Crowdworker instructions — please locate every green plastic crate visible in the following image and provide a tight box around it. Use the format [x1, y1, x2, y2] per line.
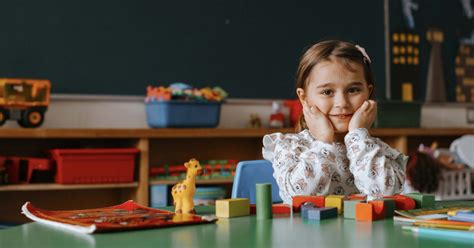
[373, 101, 421, 128]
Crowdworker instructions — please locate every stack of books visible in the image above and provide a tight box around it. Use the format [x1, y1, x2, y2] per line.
[394, 206, 474, 242]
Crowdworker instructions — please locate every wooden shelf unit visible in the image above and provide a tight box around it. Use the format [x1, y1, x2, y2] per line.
[149, 179, 233, 186]
[0, 127, 473, 223]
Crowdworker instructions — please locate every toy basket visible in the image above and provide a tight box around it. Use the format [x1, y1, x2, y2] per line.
[435, 169, 474, 200]
[50, 148, 139, 184]
[146, 101, 221, 128]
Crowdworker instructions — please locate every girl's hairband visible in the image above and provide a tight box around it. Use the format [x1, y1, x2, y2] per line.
[355, 45, 372, 64]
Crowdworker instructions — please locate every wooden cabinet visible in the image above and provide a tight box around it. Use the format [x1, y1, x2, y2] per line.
[1, 128, 473, 224]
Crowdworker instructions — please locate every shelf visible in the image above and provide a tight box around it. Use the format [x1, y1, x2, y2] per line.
[150, 178, 233, 185]
[0, 128, 471, 138]
[0, 182, 138, 191]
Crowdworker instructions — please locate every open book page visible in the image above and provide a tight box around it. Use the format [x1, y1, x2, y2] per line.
[22, 200, 217, 234]
[395, 206, 474, 218]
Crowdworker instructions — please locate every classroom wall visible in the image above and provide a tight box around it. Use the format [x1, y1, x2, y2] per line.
[2, 95, 473, 129]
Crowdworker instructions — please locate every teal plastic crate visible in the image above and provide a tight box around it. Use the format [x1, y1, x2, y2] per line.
[146, 101, 221, 128]
[373, 101, 421, 128]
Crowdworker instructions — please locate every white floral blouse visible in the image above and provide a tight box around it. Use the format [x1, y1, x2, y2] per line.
[262, 128, 408, 204]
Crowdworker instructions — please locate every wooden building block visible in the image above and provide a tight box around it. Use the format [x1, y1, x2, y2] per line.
[307, 207, 337, 220]
[355, 203, 377, 221]
[347, 194, 367, 201]
[249, 203, 291, 215]
[301, 202, 316, 219]
[272, 203, 291, 214]
[250, 204, 256, 215]
[404, 193, 435, 208]
[343, 200, 363, 219]
[369, 200, 386, 220]
[215, 198, 250, 218]
[292, 195, 325, 212]
[384, 195, 416, 210]
[381, 199, 395, 217]
[325, 195, 345, 214]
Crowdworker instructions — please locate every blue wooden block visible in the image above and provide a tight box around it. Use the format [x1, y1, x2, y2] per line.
[307, 207, 337, 220]
[301, 202, 315, 219]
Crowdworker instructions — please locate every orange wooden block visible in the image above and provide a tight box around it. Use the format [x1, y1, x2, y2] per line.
[384, 195, 416, 210]
[292, 195, 325, 212]
[272, 204, 291, 214]
[355, 203, 382, 221]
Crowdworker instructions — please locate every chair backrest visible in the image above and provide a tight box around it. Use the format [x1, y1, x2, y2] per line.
[231, 160, 282, 204]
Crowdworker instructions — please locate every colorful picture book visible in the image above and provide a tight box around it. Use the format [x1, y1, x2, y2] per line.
[394, 205, 474, 236]
[22, 200, 217, 234]
[395, 205, 474, 219]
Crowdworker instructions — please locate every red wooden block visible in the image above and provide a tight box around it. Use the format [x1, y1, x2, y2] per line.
[249, 203, 291, 214]
[250, 204, 256, 215]
[369, 200, 385, 219]
[384, 195, 416, 210]
[347, 194, 367, 201]
[292, 195, 325, 212]
[272, 204, 291, 214]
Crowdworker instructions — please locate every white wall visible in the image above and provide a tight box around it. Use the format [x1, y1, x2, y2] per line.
[3, 94, 473, 129]
[3, 94, 287, 129]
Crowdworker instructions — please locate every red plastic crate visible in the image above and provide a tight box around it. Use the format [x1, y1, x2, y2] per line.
[50, 148, 139, 184]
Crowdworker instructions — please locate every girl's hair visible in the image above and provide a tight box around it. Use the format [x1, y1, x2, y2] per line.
[295, 40, 375, 132]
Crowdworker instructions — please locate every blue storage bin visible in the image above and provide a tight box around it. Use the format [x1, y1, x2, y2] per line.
[146, 101, 221, 128]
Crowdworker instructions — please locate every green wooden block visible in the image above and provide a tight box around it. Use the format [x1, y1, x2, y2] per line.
[343, 200, 363, 219]
[381, 199, 395, 217]
[405, 193, 435, 208]
[256, 183, 272, 219]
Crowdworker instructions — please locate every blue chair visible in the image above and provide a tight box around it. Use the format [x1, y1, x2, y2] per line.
[231, 160, 282, 204]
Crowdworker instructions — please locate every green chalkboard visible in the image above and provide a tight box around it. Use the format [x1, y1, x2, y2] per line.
[0, 1, 386, 99]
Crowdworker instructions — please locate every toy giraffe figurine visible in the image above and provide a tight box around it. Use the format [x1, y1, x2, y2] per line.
[172, 158, 202, 214]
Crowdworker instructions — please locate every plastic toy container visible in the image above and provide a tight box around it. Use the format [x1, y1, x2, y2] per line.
[50, 148, 139, 184]
[373, 101, 421, 128]
[146, 101, 221, 128]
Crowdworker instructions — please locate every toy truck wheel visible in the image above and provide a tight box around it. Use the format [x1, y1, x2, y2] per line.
[18, 110, 44, 128]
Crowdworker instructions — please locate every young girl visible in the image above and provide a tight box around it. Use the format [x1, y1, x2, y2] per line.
[262, 40, 408, 203]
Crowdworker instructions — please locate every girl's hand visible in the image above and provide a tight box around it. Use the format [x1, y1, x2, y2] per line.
[302, 101, 334, 143]
[348, 100, 377, 131]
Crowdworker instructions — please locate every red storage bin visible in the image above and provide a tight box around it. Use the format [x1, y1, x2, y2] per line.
[50, 148, 139, 184]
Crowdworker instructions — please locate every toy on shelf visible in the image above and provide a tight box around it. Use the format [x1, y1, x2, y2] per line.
[269, 101, 285, 128]
[0, 78, 51, 128]
[145, 83, 228, 128]
[248, 114, 262, 128]
[1, 156, 55, 184]
[150, 159, 238, 181]
[171, 158, 202, 214]
[283, 100, 302, 128]
[146, 83, 228, 103]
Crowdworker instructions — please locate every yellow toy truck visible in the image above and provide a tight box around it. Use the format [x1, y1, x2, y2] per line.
[0, 78, 51, 128]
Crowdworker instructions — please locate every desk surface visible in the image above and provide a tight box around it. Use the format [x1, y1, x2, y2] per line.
[1, 202, 473, 248]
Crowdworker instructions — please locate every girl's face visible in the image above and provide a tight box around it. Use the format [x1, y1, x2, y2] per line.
[297, 59, 373, 133]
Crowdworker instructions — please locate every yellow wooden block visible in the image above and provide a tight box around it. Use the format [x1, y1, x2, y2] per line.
[215, 198, 250, 218]
[325, 195, 345, 214]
